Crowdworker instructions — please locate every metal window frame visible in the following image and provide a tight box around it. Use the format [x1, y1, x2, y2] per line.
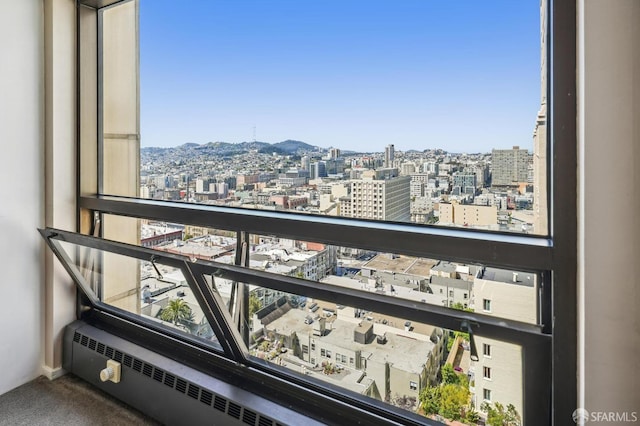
[73, 0, 577, 424]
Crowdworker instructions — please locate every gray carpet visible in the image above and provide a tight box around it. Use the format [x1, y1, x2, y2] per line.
[0, 375, 162, 426]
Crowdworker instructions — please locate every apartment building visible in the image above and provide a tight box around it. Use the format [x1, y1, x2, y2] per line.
[471, 268, 537, 417]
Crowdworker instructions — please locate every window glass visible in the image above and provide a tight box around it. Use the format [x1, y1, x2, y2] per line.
[213, 276, 526, 423]
[56, 240, 223, 351]
[245, 234, 539, 325]
[116, 0, 549, 235]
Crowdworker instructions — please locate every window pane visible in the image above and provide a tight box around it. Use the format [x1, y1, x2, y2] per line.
[56, 240, 223, 351]
[101, 214, 238, 262]
[246, 290, 447, 416]
[97, 0, 549, 235]
[211, 275, 527, 423]
[245, 235, 539, 325]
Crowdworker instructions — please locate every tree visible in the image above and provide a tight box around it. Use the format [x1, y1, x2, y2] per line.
[439, 383, 470, 421]
[481, 402, 522, 426]
[419, 386, 441, 415]
[441, 364, 459, 385]
[160, 298, 193, 326]
[249, 294, 262, 317]
[420, 366, 470, 421]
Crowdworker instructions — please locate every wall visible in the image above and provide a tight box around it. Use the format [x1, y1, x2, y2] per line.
[579, 0, 640, 417]
[0, 0, 44, 395]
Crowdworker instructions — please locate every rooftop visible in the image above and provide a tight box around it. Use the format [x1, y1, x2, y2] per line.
[478, 267, 535, 287]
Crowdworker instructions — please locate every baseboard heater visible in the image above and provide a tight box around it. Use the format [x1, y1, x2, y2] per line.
[64, 320, 322, 426]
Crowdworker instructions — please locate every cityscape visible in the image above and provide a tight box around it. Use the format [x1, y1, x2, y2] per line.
[132, 136, 544, 425]
[139, 141, 545, 235]
[130, 1, 547, 424]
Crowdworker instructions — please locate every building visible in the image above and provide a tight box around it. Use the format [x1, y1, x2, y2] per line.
[471, 267, 537, 417]
[310, 161, 327, 179]
[453, 172, 477, 194]
[491, 146, 531, 187]
[342, 171, 410, 222]
[438, 202, 497, 227]
[261, 305, 446, 406]
[140, 222, 184, 247]
[384, 144, 395, 168]
[533, 0, 548, 235]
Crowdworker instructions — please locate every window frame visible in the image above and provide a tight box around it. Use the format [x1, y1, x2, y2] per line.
[74, 0, 577, 424]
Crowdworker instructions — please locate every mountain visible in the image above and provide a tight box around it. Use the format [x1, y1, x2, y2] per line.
[271, 140, 317, 154]
[142, 140, 322, 156]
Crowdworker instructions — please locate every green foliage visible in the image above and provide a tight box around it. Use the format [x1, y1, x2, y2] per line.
[160, 298, 193, 325]
[183, 233, 193, 241]
[249, 294, 262, 317]
[439, 383, 470, 420]
[419, 386, 441, 415]
[481, 402, 522, 426]
[420, 365, 471, 421]
[465, 410, 481, 424]
[441, 364, 459, 385]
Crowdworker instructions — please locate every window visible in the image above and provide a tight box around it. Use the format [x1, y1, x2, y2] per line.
[484, 367, 492, 380]
[484, 388, 492, 402]
[463, 293, 468, 300]
[483, 344, 492, 358]
[311, 342, 315, 351]
[70, 0, 577, 424]
[302, 345, 308, 354]
[409, 381, 418, 391]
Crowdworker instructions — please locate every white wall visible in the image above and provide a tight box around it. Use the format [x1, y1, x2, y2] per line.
[0, 0, 44, 395]
[579, 0, 640, 416]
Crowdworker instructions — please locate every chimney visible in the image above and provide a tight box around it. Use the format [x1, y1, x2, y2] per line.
[512, 272, 518, 282]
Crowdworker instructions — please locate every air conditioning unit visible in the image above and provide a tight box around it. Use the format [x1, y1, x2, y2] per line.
[63, 321, 321, 426]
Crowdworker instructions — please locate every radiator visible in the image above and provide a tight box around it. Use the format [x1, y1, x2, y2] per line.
[63, 321, 322, 426]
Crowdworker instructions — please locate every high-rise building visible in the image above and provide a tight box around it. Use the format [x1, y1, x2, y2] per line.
[310, 161, 327, 179]
[533, 0, 548, 234]
[453, 173, 477, 194]
[195, 178, 210, 193]
[343, 171, 410, 222]
[491, 146, 531, 187]
[384, 144, 395, 168]
[400, 162, 416, 176]
[301, 155, 310, 171]
[423, 161, 439, 175]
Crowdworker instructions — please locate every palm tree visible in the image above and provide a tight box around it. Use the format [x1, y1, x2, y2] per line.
[160, 298, 193, 326]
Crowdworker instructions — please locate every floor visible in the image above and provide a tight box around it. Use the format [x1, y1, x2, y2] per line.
[0, 374, 161, 426]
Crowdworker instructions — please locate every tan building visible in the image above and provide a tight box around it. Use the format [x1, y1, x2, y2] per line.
[533, 0, 548, 235]
[472, 267, 537, 417]
[438, 202, 497, 227]
[343, 171, 410, 222]
[263, 309, 445, 407]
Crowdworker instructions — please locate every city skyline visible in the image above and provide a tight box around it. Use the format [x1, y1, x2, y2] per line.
[140, 0, 541, 152]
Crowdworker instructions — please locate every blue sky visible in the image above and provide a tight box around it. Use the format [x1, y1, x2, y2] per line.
[140, 0, 541, 153]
